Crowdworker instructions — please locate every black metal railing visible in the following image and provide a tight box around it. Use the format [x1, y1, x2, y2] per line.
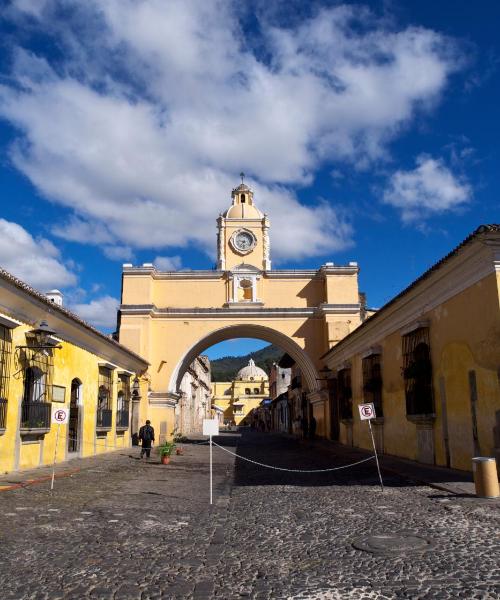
[116, 409, 129, 429]
[96, 408, 112, 429]
[20, 402, 51, 429]
[0, 398, 7, 429]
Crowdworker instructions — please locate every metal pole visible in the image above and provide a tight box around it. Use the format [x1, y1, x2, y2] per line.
[50, 423, 60, 491]
[368, 419, 384, 492]
[209, 434, 213, 505]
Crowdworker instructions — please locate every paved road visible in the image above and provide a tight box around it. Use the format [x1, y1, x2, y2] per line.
[0, 432, 498, 599]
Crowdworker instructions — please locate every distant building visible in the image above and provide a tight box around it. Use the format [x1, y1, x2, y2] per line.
[211, 359, 270, 425]
[177, 355, 211, 436]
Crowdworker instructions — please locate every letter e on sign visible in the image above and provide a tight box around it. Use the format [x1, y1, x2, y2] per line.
[358, 403, 376, 421]
[52, 407, 69, 425]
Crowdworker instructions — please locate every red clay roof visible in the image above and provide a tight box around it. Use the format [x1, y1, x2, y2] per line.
[321, 224, 500, 360]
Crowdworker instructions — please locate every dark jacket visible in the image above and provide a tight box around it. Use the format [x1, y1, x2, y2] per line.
[139, 425, 155, 446]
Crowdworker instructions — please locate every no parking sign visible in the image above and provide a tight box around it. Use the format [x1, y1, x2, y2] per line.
[358, 403, 376, 420]
[52, 406, 69, 425]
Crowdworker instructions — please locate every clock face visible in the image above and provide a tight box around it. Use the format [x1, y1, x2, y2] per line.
[234, 231, 255, 252]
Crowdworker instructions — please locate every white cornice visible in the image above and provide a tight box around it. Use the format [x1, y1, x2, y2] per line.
[120, 304, 362, 319]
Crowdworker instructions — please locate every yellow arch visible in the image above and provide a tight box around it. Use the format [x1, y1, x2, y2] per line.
[170, 324, 321, 393]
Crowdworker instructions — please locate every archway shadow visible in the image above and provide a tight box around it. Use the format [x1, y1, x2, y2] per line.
[218, 430, 415, 489]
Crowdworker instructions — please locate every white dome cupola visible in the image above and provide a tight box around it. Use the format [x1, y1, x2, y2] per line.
[236, 358, 268, 381]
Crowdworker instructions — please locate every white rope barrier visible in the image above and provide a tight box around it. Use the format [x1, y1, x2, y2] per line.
[67, 436, 373, 473]
[211, 440, 375, 473]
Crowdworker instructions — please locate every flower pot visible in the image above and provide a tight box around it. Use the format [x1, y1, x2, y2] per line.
[176, 448, 184, 455]
[161, 455, 170, 465]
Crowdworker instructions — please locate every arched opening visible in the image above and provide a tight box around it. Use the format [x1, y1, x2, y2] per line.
[68, 378, 82, 453]
[169, 324, 321, 436]
[170, 324, 320, 395]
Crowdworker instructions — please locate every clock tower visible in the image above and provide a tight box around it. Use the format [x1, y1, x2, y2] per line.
[217, 180, 271, 272]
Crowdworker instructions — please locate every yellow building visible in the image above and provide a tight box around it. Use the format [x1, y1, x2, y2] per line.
[0, 267, 148, 473]
[322, 225, 500, 472]
[211, 359, 270, 425]
[119, 181, 368, 439]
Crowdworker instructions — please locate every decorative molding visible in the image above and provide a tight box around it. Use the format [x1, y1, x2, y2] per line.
[148, 391, 179, 408]
[224, 302, 264, 309]
[318, 303, 361, 315]
[361, 345, 382, 359]
[123, 268, 224, 280]
[98, 362, 118, 370]
[400, 320, 430, 336]
[121, 303, 363, 320]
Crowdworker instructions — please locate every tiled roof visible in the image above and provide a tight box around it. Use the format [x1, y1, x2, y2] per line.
[321, 224, 500, 360]
[0, 266, 148, 366]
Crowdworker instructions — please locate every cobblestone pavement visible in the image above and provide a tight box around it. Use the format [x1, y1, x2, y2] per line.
[0, 432, 499, 599]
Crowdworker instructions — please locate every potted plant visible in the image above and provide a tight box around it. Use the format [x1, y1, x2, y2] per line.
[158, 441, 175, 465]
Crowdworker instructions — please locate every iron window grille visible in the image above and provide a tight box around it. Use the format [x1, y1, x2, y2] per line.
[402, 327, 434, 416]
[362, 354, 383, 417]
[0, 325, 12, 430]
[19, 346, 53, 429]
[97, 367, 113, 429]
[338, 368, 353, 420]
[116, 374, 130, 429]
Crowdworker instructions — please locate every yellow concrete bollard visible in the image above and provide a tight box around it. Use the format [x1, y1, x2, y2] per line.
[472, 457, 500, 498]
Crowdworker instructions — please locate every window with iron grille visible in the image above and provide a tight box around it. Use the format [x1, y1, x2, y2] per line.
[97, 367, 113, 429]
[20, 347, 53, 429]
[338, 368, 352, 420]
[362, 354, 383, 417]
[116, 374, 130, 429]
[0, 325, 12, 429]
[402, 328, 434, 415]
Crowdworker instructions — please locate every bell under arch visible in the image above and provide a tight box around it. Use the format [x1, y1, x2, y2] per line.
[170, 324, 321, 394]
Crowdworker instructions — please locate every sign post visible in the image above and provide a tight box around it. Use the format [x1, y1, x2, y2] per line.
[51, 407, 69, 491]
[203, 419, 219, 505]
[358, 403, 384, 492]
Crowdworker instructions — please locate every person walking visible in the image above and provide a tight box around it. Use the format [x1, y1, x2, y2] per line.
[139, 420, 155, 459]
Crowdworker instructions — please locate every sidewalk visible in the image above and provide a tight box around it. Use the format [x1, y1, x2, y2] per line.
[0, 447, 136, 491]
[307, 437, 481, 497]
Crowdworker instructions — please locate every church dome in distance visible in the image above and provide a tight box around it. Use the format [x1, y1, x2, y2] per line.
[236, 359, 268, 380]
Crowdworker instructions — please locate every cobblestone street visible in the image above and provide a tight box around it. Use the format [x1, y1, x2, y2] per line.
[1, 432, 499, 599]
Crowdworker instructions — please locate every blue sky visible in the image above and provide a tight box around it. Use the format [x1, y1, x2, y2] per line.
[0, 1, 499, 357]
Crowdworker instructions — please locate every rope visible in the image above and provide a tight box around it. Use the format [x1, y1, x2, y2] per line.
[211, 440, 375, 473]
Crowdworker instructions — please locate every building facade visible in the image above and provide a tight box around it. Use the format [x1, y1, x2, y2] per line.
[211, 359, 270, 425]
[322, 225, 500, 472]
[176, 355, 211, 436]
[0, 268, 148, 473]
[119, 182, 367, 440]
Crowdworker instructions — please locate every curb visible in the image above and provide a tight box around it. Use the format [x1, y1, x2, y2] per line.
[0, 468, 81, 492]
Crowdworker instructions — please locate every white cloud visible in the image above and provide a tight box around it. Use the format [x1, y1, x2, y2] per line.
[0, 218, 77, 290]
[0, 2, 463, 261]
[102, 245, 134, 261]
[153, 255, 182, 271]
[70, 295, 119, 329]
[383, 155, 472, 223]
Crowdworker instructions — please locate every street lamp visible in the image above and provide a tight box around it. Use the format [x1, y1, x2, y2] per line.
[132, 376, 140, 394]
[19, 320, 62, 350]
